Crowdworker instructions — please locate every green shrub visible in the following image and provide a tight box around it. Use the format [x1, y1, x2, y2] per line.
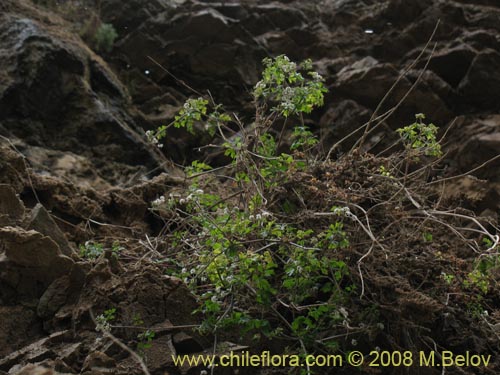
[94, 23, 118, 53]
[140, 54, 500, 369]
[147, 56, 354, 355]
[396, 113, 442, 157]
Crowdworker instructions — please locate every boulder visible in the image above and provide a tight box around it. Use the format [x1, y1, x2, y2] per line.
[427, 44, 476, 87]
[0, 306, 40, 359]
[0, 6, 177, 186]
[0, 227, 74, 299]
[36, 276, 72, 320]
[0, 331, 71, 372]
[0, 147, 26, 194]
[172, 331, 204, 354]
[446, 115, 500, 182]
[28, 204, 72, 257]
[334, 57, 453, 128]
[81, 351, 115, 372]
[458, 50, 500, 110]
[320, 99, 372, 151]
[0, 184, 25, 226]
[10, 366, 57, 375]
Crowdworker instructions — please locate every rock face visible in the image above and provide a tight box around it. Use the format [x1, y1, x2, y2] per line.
[0, 227, 74, 298]
[0, 1, 178, 188]
[0, 184, 83, 359]
[2, 0, 498, 178]
[0, 184, 25, 226]
[94, 0, 500, 166]
[0, 0, 499, 374]
[0, 175, 201, 373]
[28, 204, 73, 256]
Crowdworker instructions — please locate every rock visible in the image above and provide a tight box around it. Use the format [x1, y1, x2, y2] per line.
[81, 352, 115, 372]
[0, 184, 25, 226]
[57, 342, 82, 366]
[334, 56, 390, 105]
[0, 147, 27, 193]
[172, 332, 204, 354]
[458, 50, 500, 109]
[320, 99, 372, 152]
[334, 57, 453, 128]
[414, 70, 458, 109]
[0, 4, 178, 186]
[462, 30, 500, 51]
[22, 147, 117, 191]
[383, 0, 432, 25]
[0, 331, 70, 372]
[100, 0, 176, 32]
[0, 227, 74, 298]
[11, 365, 56, 375]
[426, 44, 476, 87]
[135, 335, 175, 372]
[0, 306, 40, 359]
[28, 204, 72, 257]
[36, 276, 71, 320]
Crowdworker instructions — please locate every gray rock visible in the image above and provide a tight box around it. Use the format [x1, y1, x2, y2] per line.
[0, 306, 40, 359]
[0, 331, 69, 371]
[0, 7, 179, 186]
[8, 365, 57, 375]
[82, 351, 116, 372]
[427, 44, 476, 87]
[138, 335, 175, 372]
[172, 331, 204, 354]
[459, 50, 500, 109]
[446, 115, 500, 183]
[334, 58, 453, 128]
[0, 184, 25, 226]
[36, 276, 71, 319]
[0, 227, 74, 298]
[28, 204, 72, 257]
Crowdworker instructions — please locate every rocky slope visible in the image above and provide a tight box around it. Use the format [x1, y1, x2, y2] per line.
[0, 0, 499, 374]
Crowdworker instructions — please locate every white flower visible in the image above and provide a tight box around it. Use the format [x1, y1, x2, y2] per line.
[310, 71, 323, 81]
[332, 206, 351, 216]
[255, 81, 266, 90]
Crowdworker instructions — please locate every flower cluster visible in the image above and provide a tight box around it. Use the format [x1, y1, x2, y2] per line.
[248, 210, 273, 222]
[179, 189, 204, 205]
[331, 206, 351, 217]
[145, 130, 164, 148]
